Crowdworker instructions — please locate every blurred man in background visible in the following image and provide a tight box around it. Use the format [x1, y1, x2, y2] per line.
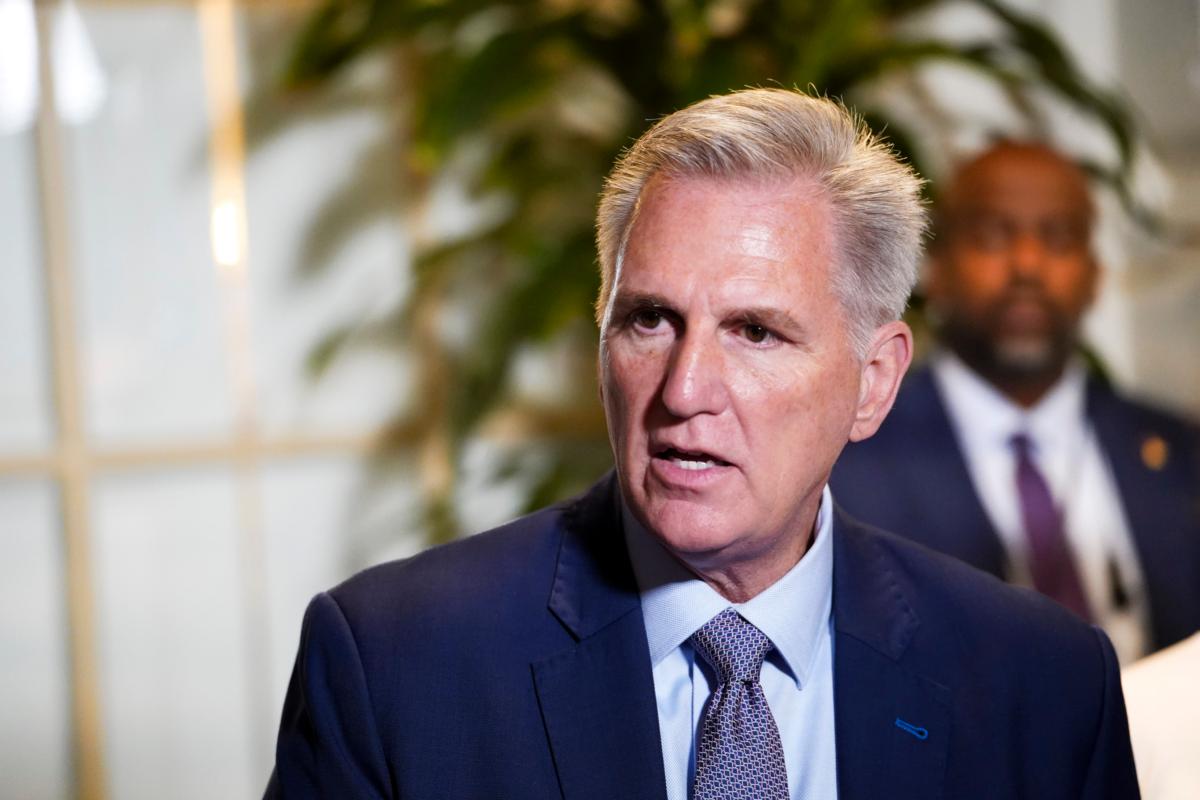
[833, 142, 1200, 662]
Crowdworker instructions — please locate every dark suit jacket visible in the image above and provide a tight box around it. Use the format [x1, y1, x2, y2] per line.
[266, 474, 1138, 799]
[832, 365, 1200, 651]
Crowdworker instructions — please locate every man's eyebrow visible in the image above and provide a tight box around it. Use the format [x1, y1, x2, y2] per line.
[607, 295, 807, 333]
[608, 291, 678, 316]
[732, 306, 805, 334]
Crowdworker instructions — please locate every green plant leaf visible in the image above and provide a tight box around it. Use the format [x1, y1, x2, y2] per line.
[973, 0, 1135, 173]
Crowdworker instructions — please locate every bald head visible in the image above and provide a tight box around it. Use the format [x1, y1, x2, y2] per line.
[935, 143, 1094, 241]
[926, 142, 1098, 407]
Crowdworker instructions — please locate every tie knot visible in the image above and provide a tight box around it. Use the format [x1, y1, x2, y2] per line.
[689, 608, 773, 684]
[1010, 432, 1034, 458]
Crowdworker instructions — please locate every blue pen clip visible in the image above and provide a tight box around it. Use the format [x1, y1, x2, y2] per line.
[895, 717, 929, 740]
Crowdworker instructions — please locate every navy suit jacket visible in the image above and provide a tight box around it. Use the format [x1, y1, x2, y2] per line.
[266, 474, 1138, 799]
[832, 365, 1200, 651]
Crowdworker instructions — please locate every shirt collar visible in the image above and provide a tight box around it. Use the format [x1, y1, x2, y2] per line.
[931, 350, 1088, 453]
[623, 485, 835, 689]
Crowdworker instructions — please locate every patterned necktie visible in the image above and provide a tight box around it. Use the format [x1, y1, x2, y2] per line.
[1011, 433, 1092, 621]
[689, 608, 789, 800]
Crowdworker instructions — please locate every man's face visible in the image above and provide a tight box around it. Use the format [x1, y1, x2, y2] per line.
[928, 146, 1097, 378]
[600, 174, 871, 583]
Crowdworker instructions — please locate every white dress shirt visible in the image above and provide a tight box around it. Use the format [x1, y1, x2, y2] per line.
[931, 352, 1149, 662]
[623, 485, 837, 800]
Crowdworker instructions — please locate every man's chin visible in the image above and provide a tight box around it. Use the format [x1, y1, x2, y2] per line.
[638, 501, 742, 560]
[992, 337, 1059, 376]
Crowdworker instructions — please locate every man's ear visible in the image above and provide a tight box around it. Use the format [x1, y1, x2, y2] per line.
[849, 320, 913, 443]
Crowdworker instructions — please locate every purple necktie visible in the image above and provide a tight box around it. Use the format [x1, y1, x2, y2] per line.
[1011, 433, 1092, 621]
[689, 609, 789, 800]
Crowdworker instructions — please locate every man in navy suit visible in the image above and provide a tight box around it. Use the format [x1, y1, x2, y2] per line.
[267, 92, 1138, 798]
[832, 143, 1200, 661]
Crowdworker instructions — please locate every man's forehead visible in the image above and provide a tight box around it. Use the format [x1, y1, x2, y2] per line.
[945, 146, 1092, 217]
[626, 172, 832, 250]
[612, 269, 802, 302]
[623, 176, 833, 273]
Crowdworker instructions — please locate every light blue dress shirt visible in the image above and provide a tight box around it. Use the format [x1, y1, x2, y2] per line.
[623, 486, 838, 800]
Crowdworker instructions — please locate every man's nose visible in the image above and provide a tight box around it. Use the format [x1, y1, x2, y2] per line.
[660, 330, 729, 418]
[1009, 230, 1047, 282]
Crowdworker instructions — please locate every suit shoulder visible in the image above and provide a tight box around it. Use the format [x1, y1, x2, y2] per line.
[324, 502, 570, 633]
[1095, 382, 1200, 440]
[1092, 383, 1200, 480]
[848, 516, 1100, 653]
[837, 514, 1135, 796]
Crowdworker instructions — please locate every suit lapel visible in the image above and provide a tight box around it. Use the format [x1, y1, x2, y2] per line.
[532, 477, 961, 800]
[903, 368, 1008, 577]
[832, 509, 952, 800]
[1086, 379, 1200, 647]
[532, 476, 667, 800]
[1088, 379, 1157, 539]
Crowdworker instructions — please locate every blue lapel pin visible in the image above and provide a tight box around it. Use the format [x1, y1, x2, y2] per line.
[895, 717, 929, 740]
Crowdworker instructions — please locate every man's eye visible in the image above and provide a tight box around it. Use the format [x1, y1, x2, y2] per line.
[742, 324, 773, 344]
[963, 218, 1012, 251]
[1040, 221, 1087, 254]
[631, 309, 664, 330]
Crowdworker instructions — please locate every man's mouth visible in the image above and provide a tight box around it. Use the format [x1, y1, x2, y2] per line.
[654, 447, 732, 471]
[993, 291, 1056, 331]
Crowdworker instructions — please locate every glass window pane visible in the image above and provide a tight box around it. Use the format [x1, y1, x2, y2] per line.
[0, 124, 55, 453]
[239, 6, 412, 438]
[64, 6, 233, 446]
[91, 467, 256, 799]
[0, 479, 71, 800]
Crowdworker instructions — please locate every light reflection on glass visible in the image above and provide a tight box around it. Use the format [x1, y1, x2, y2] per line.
[0, 0, 108, 133]
[0, 0, 39, 133]
[52, 0, 107, 126]
[211, 199, 242, 269]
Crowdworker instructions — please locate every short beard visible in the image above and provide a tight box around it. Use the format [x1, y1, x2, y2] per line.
[939, 317, 1075, 389]
[992, 335, 1061, 376]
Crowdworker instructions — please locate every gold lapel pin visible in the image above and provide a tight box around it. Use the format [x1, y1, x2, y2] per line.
[1141, 435, 1168, 471]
